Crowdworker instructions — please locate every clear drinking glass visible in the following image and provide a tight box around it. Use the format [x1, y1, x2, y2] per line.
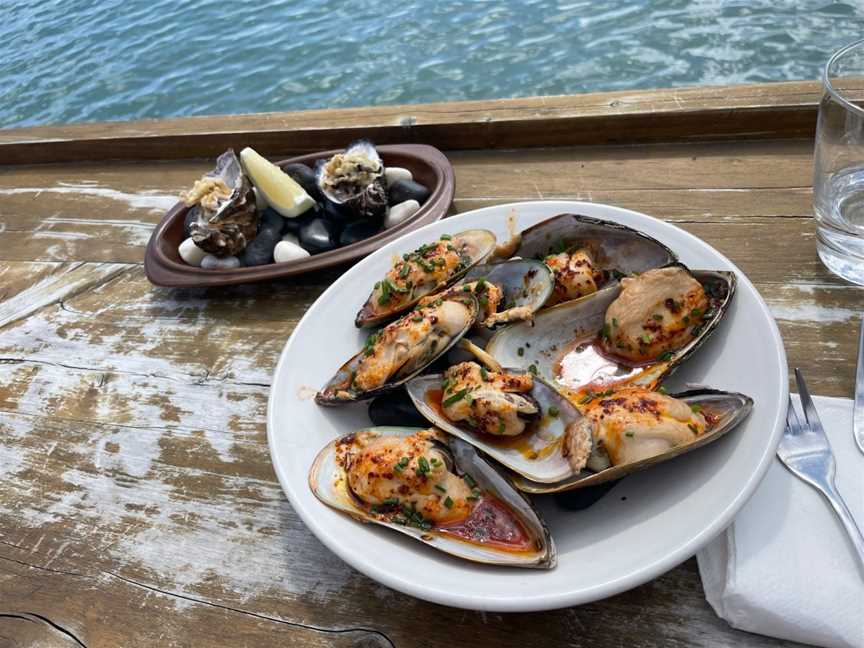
[813, 38, 864, 285]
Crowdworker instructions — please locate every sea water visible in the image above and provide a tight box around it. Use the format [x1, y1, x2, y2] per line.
[1, 0, 864, 129]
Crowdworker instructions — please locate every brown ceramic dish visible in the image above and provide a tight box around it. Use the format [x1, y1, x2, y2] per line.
[144, 144, 455, 288]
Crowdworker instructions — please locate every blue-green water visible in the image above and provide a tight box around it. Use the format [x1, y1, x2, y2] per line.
[3, 0, 864, 129]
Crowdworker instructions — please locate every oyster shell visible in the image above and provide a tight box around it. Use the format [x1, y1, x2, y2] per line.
[355, 230, 497, 328]
[316, 140, 388, 220]
[405, 366, 593, 483]
[511, 388, 754, 493]
[485, 267, 736, 396]
[508, 214, 678, 306]
[317, 293, 479, 405]
[185, 149, 258, 258]
[309, 426, 556, 568]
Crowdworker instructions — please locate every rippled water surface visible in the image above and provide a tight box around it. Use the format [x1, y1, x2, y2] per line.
[3, 0, 863, 128]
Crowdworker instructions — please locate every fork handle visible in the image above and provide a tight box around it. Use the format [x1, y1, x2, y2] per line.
[821, 479, 864, 577]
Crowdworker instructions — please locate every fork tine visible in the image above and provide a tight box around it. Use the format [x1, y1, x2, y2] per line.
[794, 368, 825, 435]
[786, 395, 803, 435]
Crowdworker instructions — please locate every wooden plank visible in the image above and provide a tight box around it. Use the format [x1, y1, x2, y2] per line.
[0, 81, 824, 163]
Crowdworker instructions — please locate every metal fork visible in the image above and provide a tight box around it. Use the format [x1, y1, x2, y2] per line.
[777, 369, 864, 574]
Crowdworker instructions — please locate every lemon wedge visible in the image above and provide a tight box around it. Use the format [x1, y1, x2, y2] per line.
[240, 147, 315, 218]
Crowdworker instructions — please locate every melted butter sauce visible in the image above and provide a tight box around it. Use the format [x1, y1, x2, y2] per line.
[425, 388, 557, 460]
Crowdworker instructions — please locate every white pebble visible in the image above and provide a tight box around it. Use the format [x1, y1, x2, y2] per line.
[384, 199, 421, 229]
[178, 238, 208, 267]
[201, 254, 241, 270]
[385, 167, 412, 185]
[274, 240, 311, 263]
[282, 232, 300, 246]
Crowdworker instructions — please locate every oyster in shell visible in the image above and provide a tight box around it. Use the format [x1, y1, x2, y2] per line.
[355, 230, 497, 328]
[309, 426, 556, 567]
[316, 140, 388, 220]
[514, 388, 754, 493]
[317, 293, 479, 405]
[184, 149, 258, 257]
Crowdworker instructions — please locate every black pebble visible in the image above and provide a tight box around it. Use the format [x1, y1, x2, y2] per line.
[388, 179, 430, 206]
[258, 207, 285, 236]
[282, 162, 323, 202]
[299, 218, 341, 254]
[322, 199, 350, 226]
[368, 389, 429, 428]
[282, 207, 319, 235]
[340, 220, 380, 246]
[240, 229, 280, 266]
[552, 479, 621, 511]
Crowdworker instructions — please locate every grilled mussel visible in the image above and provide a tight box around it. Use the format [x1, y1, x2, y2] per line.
[406, 362, 593, 483]
[317, 293, 479, 405]
[486, 265, 735, 395]
[513, 388, 754, 493]
[355, 230, 497, 327]
[309, 426, 556, 567]
[504, 214, 677, 307]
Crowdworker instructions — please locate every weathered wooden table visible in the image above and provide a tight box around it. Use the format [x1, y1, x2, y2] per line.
[1, 81, 857, 647]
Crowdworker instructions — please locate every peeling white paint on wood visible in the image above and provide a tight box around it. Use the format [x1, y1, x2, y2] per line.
[0, 184, 177, 213]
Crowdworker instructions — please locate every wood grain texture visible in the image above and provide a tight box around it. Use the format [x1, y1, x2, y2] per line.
[0, 80, 822, 163]
[0, 87, 855, 647]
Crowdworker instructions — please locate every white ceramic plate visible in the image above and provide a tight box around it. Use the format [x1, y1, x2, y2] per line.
[267, 201, 788, 612]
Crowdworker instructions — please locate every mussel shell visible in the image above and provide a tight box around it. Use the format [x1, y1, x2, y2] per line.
[308, 426, 556, 568]
[510, 389, 754, 493]
[460, 259, 554, 327]
[317, 294, 479, 405]
[485, 269, 736, 394]
[514, 213, 677, 281]
[355, 229, 498, 328]
[405, 371, 592, 483]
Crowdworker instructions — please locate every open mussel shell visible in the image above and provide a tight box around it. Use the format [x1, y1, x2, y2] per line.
[513, 213, 677, 278]
[316, 294, 479, 405]
[309, 426, 556, 568]
[355, 229, 498, 328]
[511, 389, 754, 493]
[460, 259, 554, 327]
[405, 371, 592, 483]
[486, 269, 736, 394]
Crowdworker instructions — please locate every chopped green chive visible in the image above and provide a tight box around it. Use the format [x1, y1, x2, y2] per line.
[440, 234, 452, 240]
[382, 497, 399, 506]
[652, 313, 663, 321]
[417, 457, 431, 475]
[498, 418, 506, 434]
[434, 484, 447, 493]
[443, 496, 454, 509]
[658, 351, 674, 361]
[399, 264, 410, 278]
[517, 346, 525, 357]
[548, 406, 560, 417]
[691, 308, 701, 318]
[443, 388, 469, 407]
[625, 431, 635, 437]
[411, 315, 423, 323]
[463, 473, 477, 488]
[480, 367, 489, 381]
[688, 423, 699, 434]
[528, 364, 538, 375]
[612, 318, 619, 327]
[690, 404, 702, 413]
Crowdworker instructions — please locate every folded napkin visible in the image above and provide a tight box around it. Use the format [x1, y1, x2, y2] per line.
[698, 395, 864, 648]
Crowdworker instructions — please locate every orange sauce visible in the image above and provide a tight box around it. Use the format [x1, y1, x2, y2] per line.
[437, 495, 536, 553]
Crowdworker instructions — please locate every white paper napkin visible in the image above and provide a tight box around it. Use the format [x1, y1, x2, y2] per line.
[697, 395, 864, 648]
